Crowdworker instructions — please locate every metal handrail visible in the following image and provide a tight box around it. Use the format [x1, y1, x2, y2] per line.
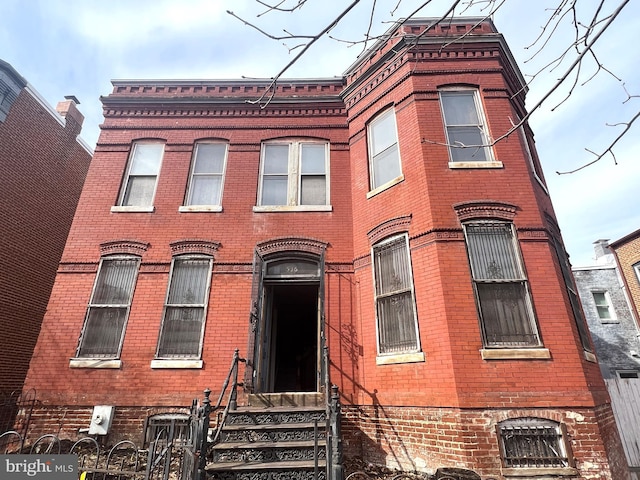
[210, 349, 246, 445]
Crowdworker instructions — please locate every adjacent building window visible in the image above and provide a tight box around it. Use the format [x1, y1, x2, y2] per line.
[258, 140, 329, 207]
[440, 89, 492, 162]
[498, 418, 571, 468]
[367, 108, 402, 190]
[592, 291, 616, 321]
[372, 234, 420, 355]
[552, 237, 593, 353]
[77, 256, 140, 358]
[156, 256, 212, 359]
[184, 142, 227, 207]
[464, 222, 540, 347]
[118, 142, 164, 207]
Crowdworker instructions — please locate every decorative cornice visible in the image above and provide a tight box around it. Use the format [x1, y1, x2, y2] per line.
[170, 239, 220, 257]
[103, 106, 347, 119]
[367, 215, 412, 245]
[353, 255, 371, 270]
[256, 237, 328, 258]
[453, 200, 518, 222]
[411, 228, 463, 249]
[214, 263, 253, 274]
[517, 228, 549, 242]
[100, 240, 150, 256]
[140, 263, 171, 273]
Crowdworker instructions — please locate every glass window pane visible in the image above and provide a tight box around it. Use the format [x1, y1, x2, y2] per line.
[300, 176, 326, 205]
[189, 175, 222, 205]
[263, 145, 289, 174]
[301, 144, 326, 174]
[167, 258, 210, 305]
[129, 144, 163, 175]
[370, 110, 398, 155]
[377, 292, 417, 354]
[373, 146, 401, 187]
[261, 176, 288, 205]
[157, 307, 204, 357]
[374, 238, 411, 296]
[447, 127, 488, 161]
[78, 307, 127, 357]
[441, 92, 480, 125]
[194, 144, 226, 174]
[93, 259, 138, 305]
[466, 224, 522, 280]
[477, 283, 537, 346]
[123, 176, 156, 206]
[266, 259, 319, 278]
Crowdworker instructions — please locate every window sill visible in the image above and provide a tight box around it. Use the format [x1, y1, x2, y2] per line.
[584, 351, 597, 363]
[253, 205, 333, 213]
[111, 205, 155, 213]
[481, 348, 551, 360]
[502, 467, 578, 477]
[376, 352, 425, 365]
[178, 205, 223, 213]
[448, 161, 503, 169]
[151, 359, 203, 369]
[366, 175, 404, 199]
[69, 358, 122, 369]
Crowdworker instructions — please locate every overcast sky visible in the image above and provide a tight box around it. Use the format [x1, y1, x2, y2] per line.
[1, 0, 638, 267]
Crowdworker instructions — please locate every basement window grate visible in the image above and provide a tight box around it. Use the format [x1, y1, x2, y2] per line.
[498, 418, 571, 468]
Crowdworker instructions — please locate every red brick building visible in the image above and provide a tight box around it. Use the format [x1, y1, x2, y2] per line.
[0, 59, 92, 401]
[610, 229, 640, 324]
[23, 19, 627, 479]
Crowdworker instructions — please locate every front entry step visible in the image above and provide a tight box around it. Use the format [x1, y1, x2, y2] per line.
[206, 404, 327, 480]
[248, 392, 324, 407]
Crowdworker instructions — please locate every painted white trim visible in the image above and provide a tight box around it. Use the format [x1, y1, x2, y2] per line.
[111, 205, 155, 213]
[448, 161, 503, 169]
[366, 174, 404, 199]
[253, 205, 332, 212]
[179, 205, 223, 213]
[151, 359, 203, 369]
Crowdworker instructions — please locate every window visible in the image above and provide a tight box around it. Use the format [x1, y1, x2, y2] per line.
[184, 142, 227, 207]
[368, 108, 402, 190]
[156, 256, 212, 359]
[372, 235, 420, 355]
[77, 256, 140, 358]
[440, 89, 492, 162]
[498, 418, 571, 469]
[144, 413, 190, 447]
[257, 140, 329, 208]
[552, 237, 593, 353]
[464, 222, 540, 347]
[118, 142, 164, 207]
[634, 263, 640, 285]
[592, 291, 616, 321]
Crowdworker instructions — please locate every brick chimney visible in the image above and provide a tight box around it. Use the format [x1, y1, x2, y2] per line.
[56, 95, 84, 131]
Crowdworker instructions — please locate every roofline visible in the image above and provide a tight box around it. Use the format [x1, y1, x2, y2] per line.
[609, 228, 640, 249]
[0, 59, 28, 88]
[110, 77, 345, 88]
[342, 16, 526, 90]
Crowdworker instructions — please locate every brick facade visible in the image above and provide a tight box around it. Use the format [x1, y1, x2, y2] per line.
[22, 19, 627, 478]
[611, 230, 640, 322]
[0, 60, 92, 397]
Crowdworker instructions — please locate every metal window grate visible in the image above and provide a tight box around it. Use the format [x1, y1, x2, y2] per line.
[499, 420, 568, 468]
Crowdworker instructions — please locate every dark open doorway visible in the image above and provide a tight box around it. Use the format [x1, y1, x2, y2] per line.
[262, 283, 319, 393]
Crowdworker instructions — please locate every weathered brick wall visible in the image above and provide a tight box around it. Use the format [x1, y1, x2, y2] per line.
[612, 235, 640, 322]
[0, 87, 91, 395]
[343, 404, 626, 479]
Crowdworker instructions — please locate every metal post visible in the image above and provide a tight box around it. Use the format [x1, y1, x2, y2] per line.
[330, 385, 343, 480]
[197, 388, 211, 480]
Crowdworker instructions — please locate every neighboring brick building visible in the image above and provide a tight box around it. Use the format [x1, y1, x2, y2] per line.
[573, 240, 640, 478]
[610, 229, 640, 322]
[23, 19, 628, 478]
[0, 60, 92, 402]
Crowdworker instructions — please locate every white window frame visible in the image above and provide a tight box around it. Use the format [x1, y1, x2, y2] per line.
[367, 108, 404, 195]
[463, 222, 542, 349]
[179, 142, 228, 212]
[112, 141, 164, 212]
[518, 125, 548, 193]
[73, 255, 140, 363]
[439, 88, 501, 168]
[634, 263, 640, 286]
[371, 234, 422, 362]
[254, 140, 331, 212]
[592, 290, 617, 321]
[153, 255, 213, 366]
